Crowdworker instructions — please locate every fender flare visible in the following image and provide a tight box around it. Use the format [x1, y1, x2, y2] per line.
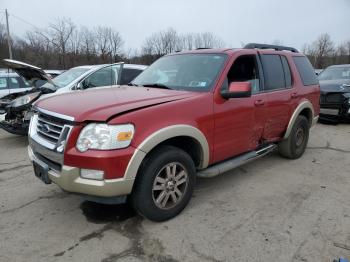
[283, 101, 314, 139]
[124, 125, 210, 179]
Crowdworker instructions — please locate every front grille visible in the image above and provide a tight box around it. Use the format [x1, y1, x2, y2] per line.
[326, 93, 343, 103]
[36, 113, 67, 144]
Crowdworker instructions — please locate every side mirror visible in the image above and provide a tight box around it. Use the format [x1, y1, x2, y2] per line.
[221, 82, 252, 99]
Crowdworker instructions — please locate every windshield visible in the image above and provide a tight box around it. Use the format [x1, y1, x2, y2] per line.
[132, 53, 227, 92]
[318, 66, 350, 81]
[41, 67, 89, 89]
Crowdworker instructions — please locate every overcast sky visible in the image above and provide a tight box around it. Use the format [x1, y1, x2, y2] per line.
[1, 0, 349, 51]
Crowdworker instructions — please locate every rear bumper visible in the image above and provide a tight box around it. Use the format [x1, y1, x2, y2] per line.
[28, 146, 135, 197]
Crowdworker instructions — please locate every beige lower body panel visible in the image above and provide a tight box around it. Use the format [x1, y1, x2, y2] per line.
[28, 146, 135, 197]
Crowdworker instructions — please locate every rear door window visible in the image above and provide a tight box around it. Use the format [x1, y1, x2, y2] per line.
[281, 56, 292, 87]
[261, 54, 285, 91]
[9, 77, 21, 89]
[0, 78, 7, 89]
[292, 56, 318, 86]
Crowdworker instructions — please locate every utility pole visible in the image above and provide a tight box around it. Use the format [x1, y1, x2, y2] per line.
[5, 9, 13, 60]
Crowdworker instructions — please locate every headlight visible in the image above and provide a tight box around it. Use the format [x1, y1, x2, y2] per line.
[76, 123, 134, 152]
[11, 92, 41, 107]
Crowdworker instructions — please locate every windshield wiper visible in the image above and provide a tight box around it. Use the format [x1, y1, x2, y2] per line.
[142, 83, 172, 90]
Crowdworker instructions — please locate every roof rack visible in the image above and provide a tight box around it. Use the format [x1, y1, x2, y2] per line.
[244, 43, 298, 53]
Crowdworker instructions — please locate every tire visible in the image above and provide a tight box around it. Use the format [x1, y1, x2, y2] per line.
[278, 115, 310, 159]
[131, 145, 196, 222]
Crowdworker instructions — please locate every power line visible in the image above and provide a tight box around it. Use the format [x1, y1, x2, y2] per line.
[8, 12, 42, 31]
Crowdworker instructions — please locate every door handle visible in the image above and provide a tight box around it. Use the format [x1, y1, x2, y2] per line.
[291, 92, 299, 98]
[254, 99, 265, 106]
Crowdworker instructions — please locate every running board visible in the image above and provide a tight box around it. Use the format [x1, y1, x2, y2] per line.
[197, 144, 277, 178]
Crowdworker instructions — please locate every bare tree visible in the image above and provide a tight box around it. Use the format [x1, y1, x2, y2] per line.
[46, 18, 76, 68]
[308, 34, 334, 68]
[194, 32, 224, 49]
[110, 30, 124, 62]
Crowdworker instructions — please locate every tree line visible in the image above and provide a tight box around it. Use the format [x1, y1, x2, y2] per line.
[0, 18, 349, 70]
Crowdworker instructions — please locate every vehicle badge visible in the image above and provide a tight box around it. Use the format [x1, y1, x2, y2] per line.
[42, 124, 50, 133]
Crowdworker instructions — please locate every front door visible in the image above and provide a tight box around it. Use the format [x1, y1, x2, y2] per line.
[213, 54, 268, 163]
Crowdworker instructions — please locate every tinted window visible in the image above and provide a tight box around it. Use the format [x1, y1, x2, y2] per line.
[281, 56, 292, 87]
[261, 55, 285, 90]
[120, 69, 142, 85]
[293, 56, 318, 86]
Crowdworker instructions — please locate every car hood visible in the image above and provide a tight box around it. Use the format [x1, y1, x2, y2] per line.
[35, 86, 200, 122]
[319, 79, 350, 94]
[2, 59, 55, 86]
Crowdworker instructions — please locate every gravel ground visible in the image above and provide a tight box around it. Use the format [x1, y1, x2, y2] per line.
[0, 123, 349, 262]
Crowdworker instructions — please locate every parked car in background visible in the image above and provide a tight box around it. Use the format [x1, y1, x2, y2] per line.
[319, 64, 350, 121]
[0, 59, 147, 135]
[27, 44, 319, 221]
[0, 72, 33, 99]
[44, 70, 65, 79]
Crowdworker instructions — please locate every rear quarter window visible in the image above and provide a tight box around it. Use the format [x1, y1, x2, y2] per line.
[292, 56, 318, 86]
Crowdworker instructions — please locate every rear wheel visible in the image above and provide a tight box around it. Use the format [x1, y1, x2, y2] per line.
[278, 115, 310, 159]
[131, 145, 196, 221]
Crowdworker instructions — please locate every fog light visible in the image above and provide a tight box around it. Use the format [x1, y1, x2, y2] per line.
[80, 169, 104, 180]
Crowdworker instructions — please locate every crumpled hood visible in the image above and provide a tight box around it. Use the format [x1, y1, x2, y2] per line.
[35, 85, 199, 122]
[2, 59, 54, 86]
[320, 79, 350, 94]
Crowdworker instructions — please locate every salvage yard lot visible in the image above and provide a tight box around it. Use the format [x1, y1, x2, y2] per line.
[0, 124, 349, 262]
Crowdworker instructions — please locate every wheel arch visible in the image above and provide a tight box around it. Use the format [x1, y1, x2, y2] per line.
[283, 100, 314, 139]
[124, 125, 210, 179]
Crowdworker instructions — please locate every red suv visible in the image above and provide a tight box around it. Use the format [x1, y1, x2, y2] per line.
[28, 44, 320, 221]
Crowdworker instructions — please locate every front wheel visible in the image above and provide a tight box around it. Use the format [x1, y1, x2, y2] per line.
[278, 115, 310, 159]
[131, 145, 196, 221]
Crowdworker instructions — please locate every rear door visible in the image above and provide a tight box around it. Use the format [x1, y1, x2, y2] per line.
[259, 53, 296, 140]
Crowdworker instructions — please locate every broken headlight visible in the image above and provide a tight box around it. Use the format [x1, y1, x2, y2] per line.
[11, 92, 41, 108]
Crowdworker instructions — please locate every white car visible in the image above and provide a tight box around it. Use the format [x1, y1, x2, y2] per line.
[0, 72, 33, 99]
[0, 59, 147, 135]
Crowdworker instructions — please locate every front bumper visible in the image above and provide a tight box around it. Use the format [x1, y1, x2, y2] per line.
[28, 146, 135, 197]
[319, 106, 350, 120]
[320, 93, 350, 120]
[27, 111, 137, 199]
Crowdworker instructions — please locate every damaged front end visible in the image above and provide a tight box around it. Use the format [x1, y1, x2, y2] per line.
[0, 59, 58, 135]
[0, 91, 42, 135]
